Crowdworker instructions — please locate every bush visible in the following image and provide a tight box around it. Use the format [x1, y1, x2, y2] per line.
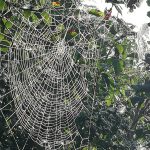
[147, 11, 150, 18]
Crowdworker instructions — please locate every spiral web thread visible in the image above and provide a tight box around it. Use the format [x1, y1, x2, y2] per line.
[0, 1, 118, 150]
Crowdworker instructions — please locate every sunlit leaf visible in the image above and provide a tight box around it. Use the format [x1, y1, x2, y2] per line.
[40, 0, 45, 5]
[31, 13, 39, 22]
[57, 24, 65, 32]
[70, 31, 78, 37]
[0, 33, 4, 40]
[105, 97, 112, 107]
[41, 12, 52, 25]
[5, 21, 13, 29]
[2, 18, 7, 24]
[89, 9, 104, 17]
[116, 44, 124, 54]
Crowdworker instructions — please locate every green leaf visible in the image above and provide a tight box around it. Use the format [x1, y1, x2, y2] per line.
[40, 0, 45, 5]
[105, 98, 112, 107]
[31, 13, 39, 22]
[23, 10, 31, 19]
[120, 89, 126, 97]
[2, 18, 7, 24]
[122, 51, 127, 60]
[70, 31, 78, 37]
[0, 0, 6, 11]
[118, 60, 124, 69]
[0, 40, 10, 52]
[41, 12, 52, 25]
[57, 24, 65, 32]
[116, 44, 124, 54]
[89, 9, 104, 17]
[0, 47, 8, 52]
[140, 103, 145, 109]
[0, 33, 4, 40]
[5, 21, 13, 29]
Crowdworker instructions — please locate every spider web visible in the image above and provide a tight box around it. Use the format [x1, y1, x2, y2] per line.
[136, 23, 150, 60]
[0, 1, 115, 150]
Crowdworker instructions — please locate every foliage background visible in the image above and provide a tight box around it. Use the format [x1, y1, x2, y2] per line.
[0, 0, 150, 150]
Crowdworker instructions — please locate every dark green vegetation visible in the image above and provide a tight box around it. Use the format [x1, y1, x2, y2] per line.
[106, 0, 142, 12]
[0, 0, 150, 150]
[147, 0, 150, 17]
